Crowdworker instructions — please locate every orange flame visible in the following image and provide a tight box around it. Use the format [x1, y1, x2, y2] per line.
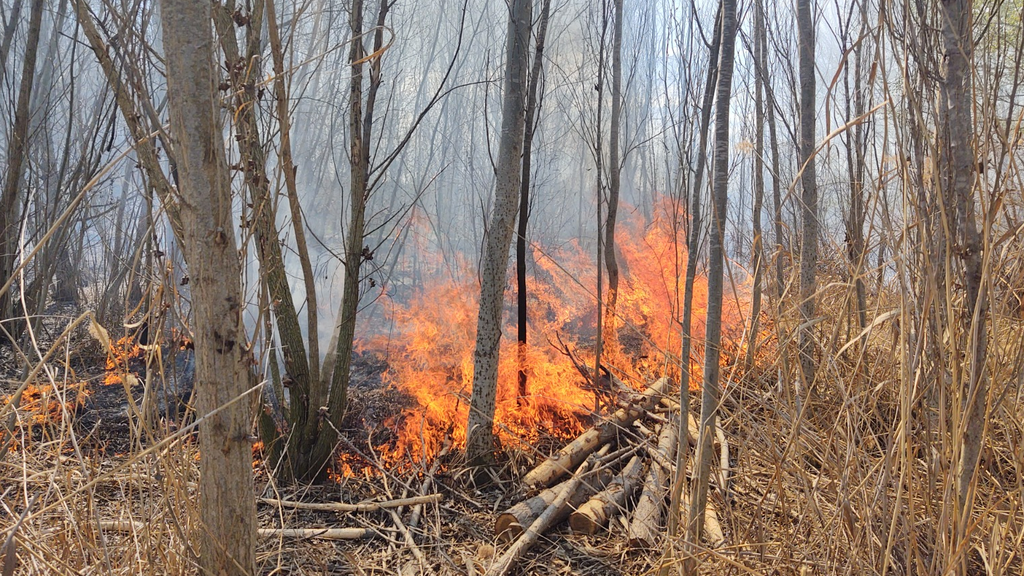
[353, 195, 752, 468]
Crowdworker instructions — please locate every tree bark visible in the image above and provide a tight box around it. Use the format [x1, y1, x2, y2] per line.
[603, 0, 624, 348]
[159, 0, 256, 571]
[796, 0, 819, 388]
[687, 0, 737, 553]
[466, 0, 533, 466]
[937, 0, 988, 568]
[667, 4, 721, 545]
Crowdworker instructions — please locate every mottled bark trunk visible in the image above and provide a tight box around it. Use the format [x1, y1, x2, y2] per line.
[687, 0, 736, 552]
[160, 0, 256, 571]
[466, 0, 532, 466]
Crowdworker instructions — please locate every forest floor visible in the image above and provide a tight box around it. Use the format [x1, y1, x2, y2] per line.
[1, 310, 1021, 575]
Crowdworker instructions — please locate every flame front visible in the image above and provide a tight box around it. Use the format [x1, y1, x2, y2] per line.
[355, 196, 752, 469]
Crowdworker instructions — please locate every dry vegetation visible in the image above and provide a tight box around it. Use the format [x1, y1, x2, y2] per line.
[2, 0, 1024, 574]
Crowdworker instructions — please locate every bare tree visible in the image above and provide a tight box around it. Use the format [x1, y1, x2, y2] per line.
[467, 0, 533, 466]
[159, 0, 255, 571]
[796, 0, 819, 388]
[937, 0, 989, 568]
[516, 0, 553, 402]
[687, 0, 737, 559]
[0, 0, 43, 341]
[603, 0, 624, 345]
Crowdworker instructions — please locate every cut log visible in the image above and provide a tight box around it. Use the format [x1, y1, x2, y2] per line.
[627, 423, 678, 548]
[485, 456, 595, 576]
[569, 454, 645, 535]
[523, 377, 670, 488]
[495, 445, 613, 541]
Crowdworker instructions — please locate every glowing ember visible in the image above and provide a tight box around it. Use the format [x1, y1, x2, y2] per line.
[353, 195, 752, 469]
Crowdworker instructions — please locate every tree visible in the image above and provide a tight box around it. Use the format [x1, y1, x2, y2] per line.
[796, 0, 818, 389]
[516, 0, 553, 402]
[937, 0, 989, 569]
[0, 0, 43, 342]
[687, 0, 737, 559]
[666, 3, 722, 550]
[466, 0, 533, 466]
[745, 0, 767, 371]
[603, 0, 624, 347]
[159, 0, 256, 571]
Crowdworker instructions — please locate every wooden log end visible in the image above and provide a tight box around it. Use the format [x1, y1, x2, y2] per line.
[494, 513, 524, 542]
[568, 510, 600, 535]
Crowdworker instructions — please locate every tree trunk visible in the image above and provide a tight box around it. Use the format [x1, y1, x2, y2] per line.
[0, 0, 43, 337]
[603, 0, 624, 349]
[211, 0, 316, 482]
[687, 0, 737, 555]
[466, 0, 533, 466]
[796, 0, 819, 388]
[516, 0, 552, 403]
[745, 0, 767, 372]
[305, 0, 393, 481]
[159, 0, 256, 571]
[667, 4, 721, 545]
[937, 1, 988, 569]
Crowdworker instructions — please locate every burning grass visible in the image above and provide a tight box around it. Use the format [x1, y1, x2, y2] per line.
[356, 197, 755, 470]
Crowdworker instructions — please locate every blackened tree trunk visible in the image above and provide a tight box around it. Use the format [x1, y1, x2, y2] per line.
[796, 0, 819, 388]
[517, 0, 552, 403]
[467, 0, 533, 466]
[160, 0, 256, 571]
[687, 0, 737, 552]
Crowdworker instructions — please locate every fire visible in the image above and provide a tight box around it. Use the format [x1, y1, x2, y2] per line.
[352, 195, 752, 469]
[104, 335, 142, 386]
[5, 382, 91, 426]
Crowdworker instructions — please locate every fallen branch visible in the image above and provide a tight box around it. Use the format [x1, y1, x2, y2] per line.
[257, 528, 377, 540]
[409, 438, 451, 530]
[259, 493, 441, 513]
[523, 377, 670, 488]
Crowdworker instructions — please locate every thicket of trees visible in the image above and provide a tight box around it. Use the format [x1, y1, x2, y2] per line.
[1, 0, 1022, 572]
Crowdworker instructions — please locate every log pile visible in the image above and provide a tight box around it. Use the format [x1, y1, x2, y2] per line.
[489, 376, 730, 575]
